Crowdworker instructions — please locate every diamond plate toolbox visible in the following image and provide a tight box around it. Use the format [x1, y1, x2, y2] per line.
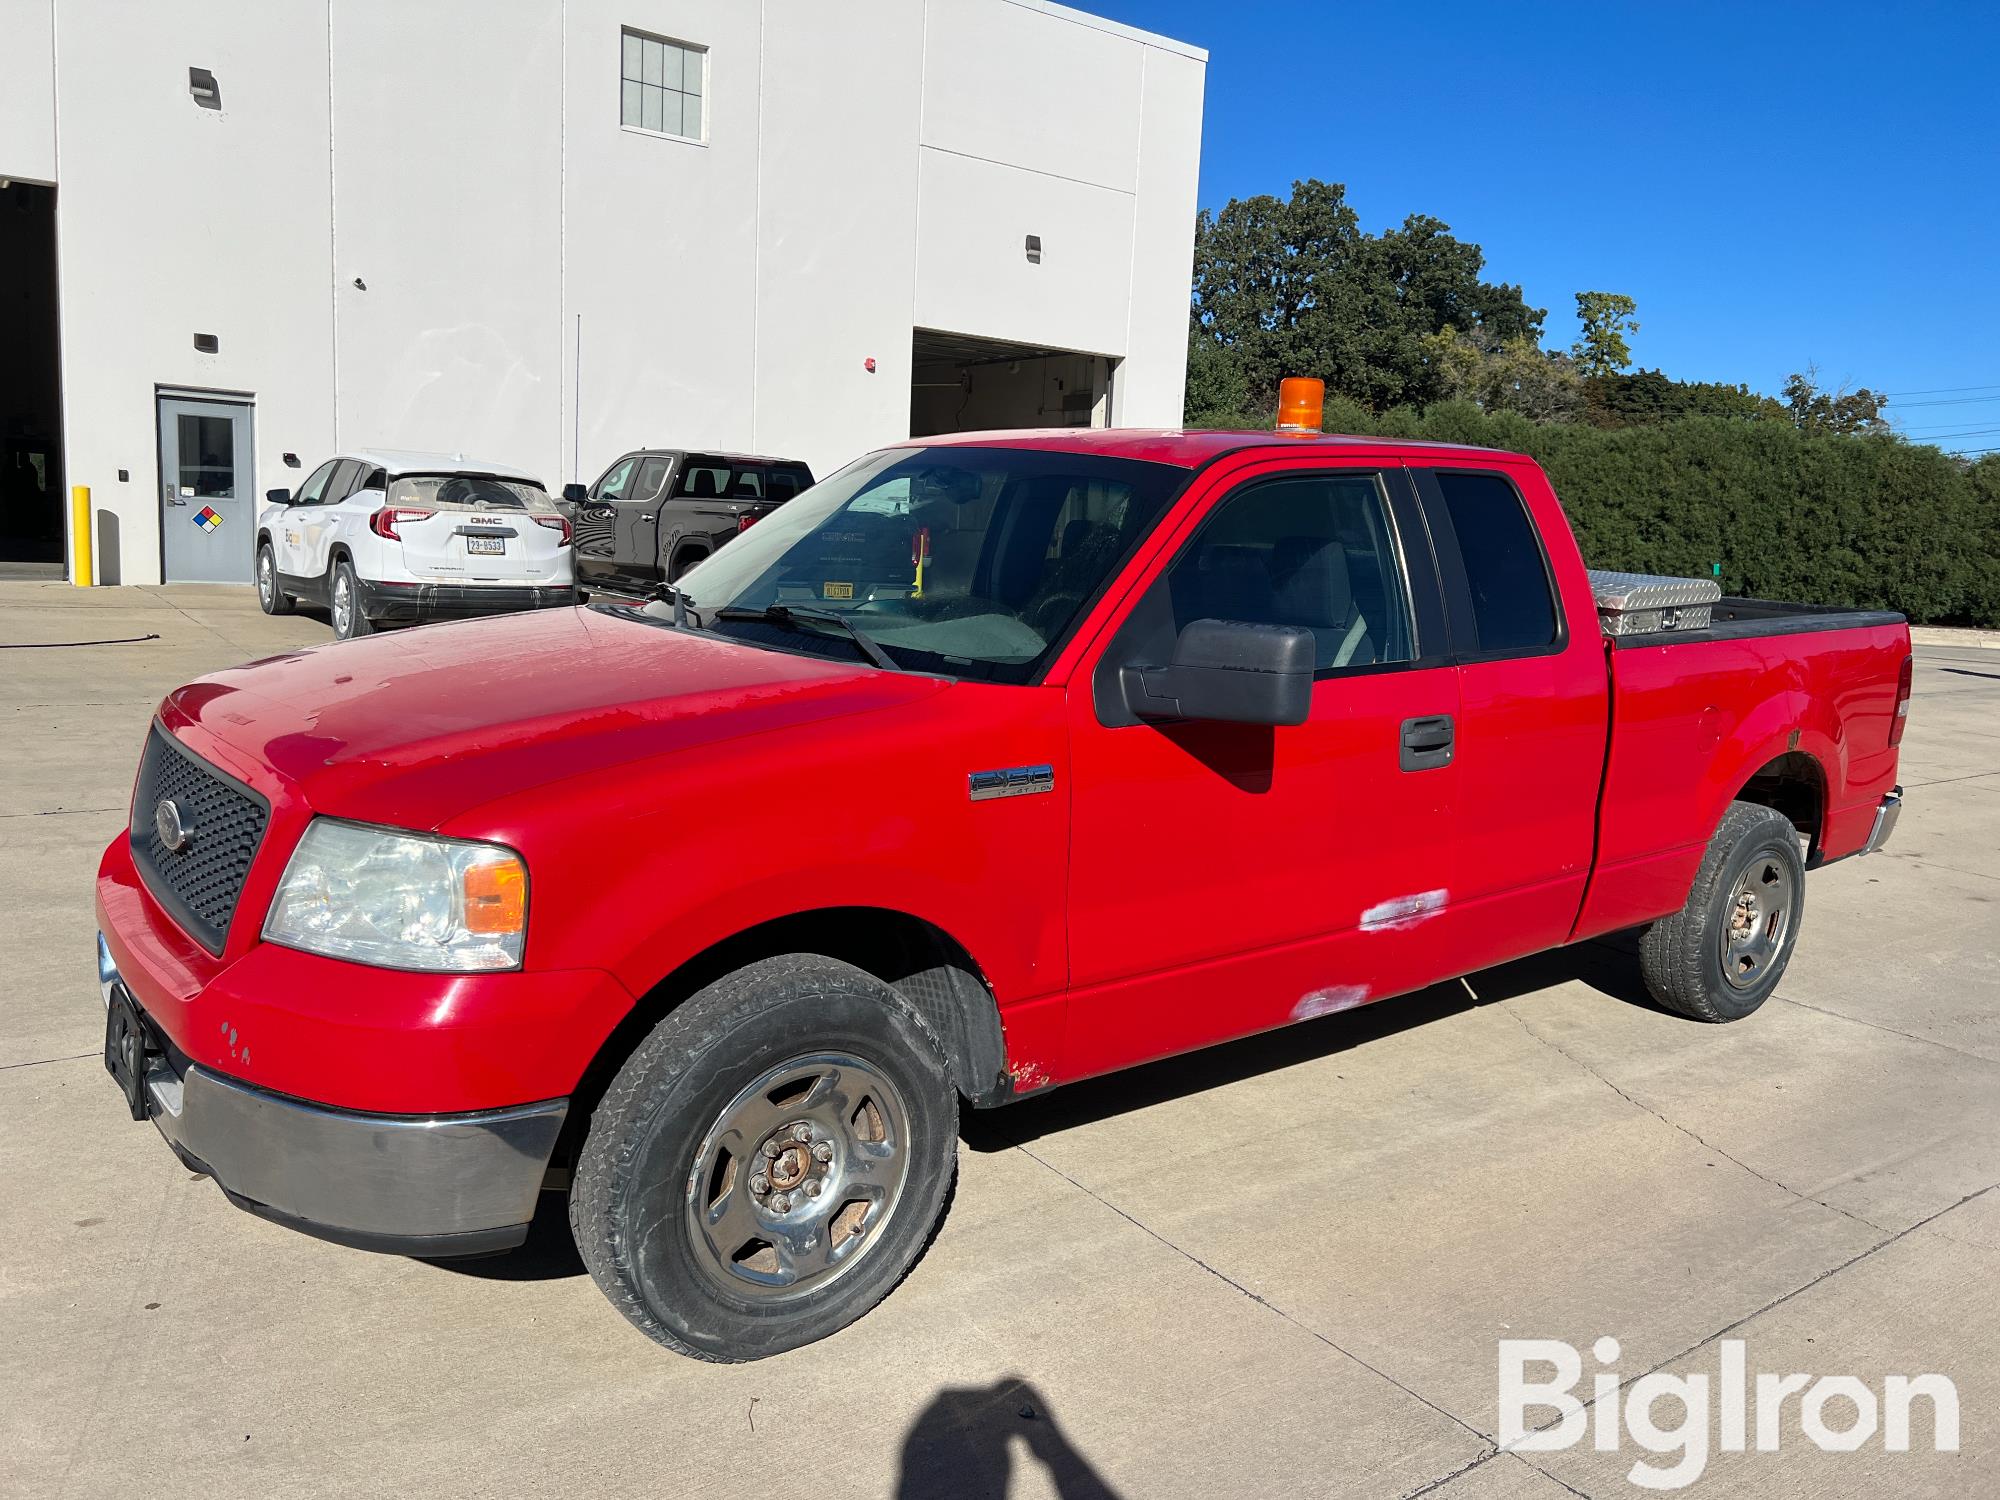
[1586, 569, 1722, 637]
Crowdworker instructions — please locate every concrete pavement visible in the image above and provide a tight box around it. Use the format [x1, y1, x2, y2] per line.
[2, 582, 1995, 1498]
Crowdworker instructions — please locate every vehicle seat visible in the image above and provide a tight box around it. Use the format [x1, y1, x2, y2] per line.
[688, 470, 719, 499]
[1271, 536, 1374, 668]
[727, 474, 762, 499]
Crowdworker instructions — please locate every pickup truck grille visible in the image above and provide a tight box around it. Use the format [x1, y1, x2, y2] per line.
[130, 726, 269, 954]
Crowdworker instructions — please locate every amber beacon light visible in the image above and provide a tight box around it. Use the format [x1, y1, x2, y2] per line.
[1275, 377, 1324, 434]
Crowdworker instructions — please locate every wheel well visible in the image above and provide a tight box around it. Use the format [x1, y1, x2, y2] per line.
[1735, 751, 1825, 859]
[669, 542, 709, 579]
[559, 909, 1010, 1164]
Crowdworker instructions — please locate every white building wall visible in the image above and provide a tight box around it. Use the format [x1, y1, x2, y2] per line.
[0, 0, 58, 184]
[31, 0, 1204, 584]
[49, 0, 335, 583]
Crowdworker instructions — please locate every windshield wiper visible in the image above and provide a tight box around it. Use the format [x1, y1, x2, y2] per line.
[650, 582, 697, 628]
[714, 604, 899, 671]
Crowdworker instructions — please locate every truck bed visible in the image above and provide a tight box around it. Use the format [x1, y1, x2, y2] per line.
[1574, 601, 1909, 942]
[1604, 596, 1906, 649]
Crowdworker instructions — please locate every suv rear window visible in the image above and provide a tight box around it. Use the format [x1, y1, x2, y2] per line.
[387, 474, 557, 513]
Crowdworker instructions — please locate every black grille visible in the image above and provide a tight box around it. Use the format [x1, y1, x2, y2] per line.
[130, 726, 270, 954]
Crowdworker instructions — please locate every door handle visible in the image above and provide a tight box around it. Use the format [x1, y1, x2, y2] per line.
[636, 515, 657, 523]
[1399, 714, 1455, 772]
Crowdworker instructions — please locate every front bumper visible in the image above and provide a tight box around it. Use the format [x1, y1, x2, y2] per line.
[356, 579, 579, 623]
[100, 935, 566, 1257]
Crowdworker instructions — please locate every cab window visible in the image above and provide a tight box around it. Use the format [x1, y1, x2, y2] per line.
[594, 457, 638, 502]
[293, 460, 339, 506]
[1163, 472, 1415, 670]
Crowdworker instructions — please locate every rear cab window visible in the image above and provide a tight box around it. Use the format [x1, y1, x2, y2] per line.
[1413, 469, 1560, 656]
[677, 456, 814, 503]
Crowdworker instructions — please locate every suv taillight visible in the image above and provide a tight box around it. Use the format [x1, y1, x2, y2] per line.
[736, 512, 759, 535]
[369, 507, 433, 540]
[1890, 654, 1913, 746]
[533, 513, 573, 546]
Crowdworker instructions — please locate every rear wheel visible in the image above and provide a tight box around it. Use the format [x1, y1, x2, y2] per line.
[256, 542, 295, 615]
[1640, 801, 1805, 1022]
[570, 955, 958, 1361]
[330, 558, 373, 639]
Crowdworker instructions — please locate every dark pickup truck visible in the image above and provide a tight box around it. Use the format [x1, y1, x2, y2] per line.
[561, 449, 814, 595]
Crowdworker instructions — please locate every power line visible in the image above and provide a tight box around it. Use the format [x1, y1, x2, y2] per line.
[1880, 382, 2000, 398]
[1884, 394, 2000, 410]
[1896, 424, 2000, 439]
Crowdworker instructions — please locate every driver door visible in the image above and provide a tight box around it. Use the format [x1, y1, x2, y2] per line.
[1060, 456, 1462, 1080]
[615, 453, 676, 585]
[572, 455, 636, 587]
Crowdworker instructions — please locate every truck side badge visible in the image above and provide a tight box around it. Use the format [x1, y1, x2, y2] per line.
[968, 765, 1054, 802]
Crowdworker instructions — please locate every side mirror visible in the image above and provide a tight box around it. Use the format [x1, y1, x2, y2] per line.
[1120, 618, 1314, 727]
[264, 487, 291, 506]
[561, 483, 588, 504]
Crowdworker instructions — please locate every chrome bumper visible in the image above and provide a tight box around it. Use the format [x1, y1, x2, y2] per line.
[100, 939, 566, 1257]
[1863, 786, 1903, 854]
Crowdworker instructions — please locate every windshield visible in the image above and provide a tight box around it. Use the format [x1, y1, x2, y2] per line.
[664, 446, 1183, 681]
[388, 474, 556, 513]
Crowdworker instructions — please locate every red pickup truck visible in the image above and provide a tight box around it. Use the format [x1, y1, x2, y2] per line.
[96, 428, 1910, 1361]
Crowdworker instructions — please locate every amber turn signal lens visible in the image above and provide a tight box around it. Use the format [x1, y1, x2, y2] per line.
[462, 855, 528, 935]
[1276, 376, 1324, 434]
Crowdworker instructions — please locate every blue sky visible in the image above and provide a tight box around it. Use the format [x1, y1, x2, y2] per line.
[1091, 0, 2000, 454]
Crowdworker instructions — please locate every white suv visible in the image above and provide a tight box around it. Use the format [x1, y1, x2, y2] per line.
[255, 450, 578, 639]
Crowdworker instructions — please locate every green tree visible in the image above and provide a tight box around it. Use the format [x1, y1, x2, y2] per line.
[1187, 178, 1542, 415]
[1571, 291, 1640, 376]
[1782, 367, 1889, 436]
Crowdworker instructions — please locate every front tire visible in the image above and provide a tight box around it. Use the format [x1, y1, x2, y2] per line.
[256, 542, 295, 615]
[330, 558, 373, 639]
[1640, 801, 1806, 1022]
[570, 955, 958, 1361]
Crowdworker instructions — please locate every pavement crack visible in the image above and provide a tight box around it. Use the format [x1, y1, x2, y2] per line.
[1506, 1179, 2000, 1450]
[1503, 1006, 1889, 1234]
[1774, 994, 1998, 1066]
[1002, 1134, 1496, 1458]
[0, 1051, 97, 1072]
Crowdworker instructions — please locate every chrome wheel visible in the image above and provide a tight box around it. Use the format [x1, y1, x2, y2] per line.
[683, 1052, 911, 1302]
[1720, 854, 1794, 990]
[257, 547, 274, 608]
[332, 570, 353, 636]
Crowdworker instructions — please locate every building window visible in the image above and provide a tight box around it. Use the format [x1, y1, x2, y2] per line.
[621, 29, 704, 141]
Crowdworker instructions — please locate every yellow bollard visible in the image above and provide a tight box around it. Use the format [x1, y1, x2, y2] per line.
[70, 487, 93, 587]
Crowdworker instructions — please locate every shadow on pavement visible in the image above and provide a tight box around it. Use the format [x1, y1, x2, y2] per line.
[896, 1376, 1122, 1500]
[970, 935, 1659, 1153]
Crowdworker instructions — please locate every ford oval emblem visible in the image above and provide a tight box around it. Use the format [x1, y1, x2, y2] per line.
[154, 798, 191, 853]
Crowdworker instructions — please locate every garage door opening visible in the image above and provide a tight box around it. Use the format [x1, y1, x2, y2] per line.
[0, 180, 64, 568]
[910, 329, 1115, 439]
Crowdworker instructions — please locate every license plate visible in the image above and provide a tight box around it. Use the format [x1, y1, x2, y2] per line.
[104, 990, 151, 1121]
[822, 581, 854, 600]
[466, 536, 507, 556]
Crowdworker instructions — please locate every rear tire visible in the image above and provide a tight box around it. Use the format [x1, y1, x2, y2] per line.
[330, 558, 373, 639]
[570, 955, 958, 1361]
[1640, 801, 1805, 1022]
[256, 542, 295, 615]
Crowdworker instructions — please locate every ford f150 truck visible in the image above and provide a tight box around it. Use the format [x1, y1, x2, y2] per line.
[95, 426, 1910, 1362]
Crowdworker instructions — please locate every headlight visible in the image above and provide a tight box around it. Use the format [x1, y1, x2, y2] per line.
[264, 818, 527, 972]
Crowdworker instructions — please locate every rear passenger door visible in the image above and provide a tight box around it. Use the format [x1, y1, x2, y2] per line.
[1409, 464, 1607, 969]
[1062, 458, 1463, 1076]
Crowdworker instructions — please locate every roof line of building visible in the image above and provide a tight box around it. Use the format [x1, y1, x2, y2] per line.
[1000, 0, 1209, 62]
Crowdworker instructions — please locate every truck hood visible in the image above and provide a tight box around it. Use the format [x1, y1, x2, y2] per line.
[161, 606, 949, 828]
